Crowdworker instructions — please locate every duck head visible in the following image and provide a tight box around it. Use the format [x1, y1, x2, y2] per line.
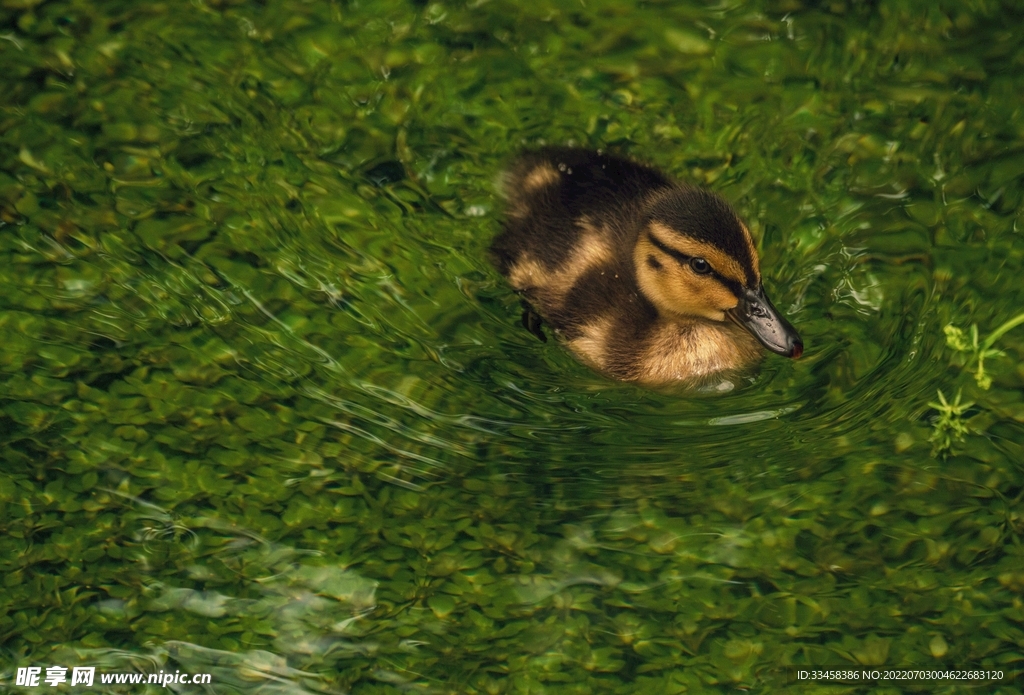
[633, 186, 803, 359]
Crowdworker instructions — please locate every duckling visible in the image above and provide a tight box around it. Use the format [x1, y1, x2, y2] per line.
[491, 147, 802, 385]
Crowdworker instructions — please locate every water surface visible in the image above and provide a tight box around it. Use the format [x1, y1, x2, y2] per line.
[2, 0, 1023, 692]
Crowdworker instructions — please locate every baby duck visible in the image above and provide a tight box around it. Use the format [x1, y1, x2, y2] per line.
[491, 147, 802, 385]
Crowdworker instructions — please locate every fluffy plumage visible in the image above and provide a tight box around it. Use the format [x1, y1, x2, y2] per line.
[491, 147, 802, 385]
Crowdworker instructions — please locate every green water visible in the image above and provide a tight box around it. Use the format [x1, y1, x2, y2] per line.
[2, 0, 1023, 692]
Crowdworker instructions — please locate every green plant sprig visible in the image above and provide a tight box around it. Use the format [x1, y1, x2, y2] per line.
[943, 312, 1024, 390]
[928, 389, 974, 458]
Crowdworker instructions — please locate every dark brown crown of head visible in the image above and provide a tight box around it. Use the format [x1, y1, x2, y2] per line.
[645, 187, 758, 288]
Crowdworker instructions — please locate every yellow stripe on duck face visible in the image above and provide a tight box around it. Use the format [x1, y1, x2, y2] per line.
[646, 222, 751, 287]
[739, 223, 761, 285]
[634, 225, 743, 323]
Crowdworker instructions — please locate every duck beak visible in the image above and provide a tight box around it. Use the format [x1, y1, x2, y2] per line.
[728, 286, 803, 359]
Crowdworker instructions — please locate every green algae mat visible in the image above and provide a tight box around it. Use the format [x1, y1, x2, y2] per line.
[2, 0, 1024, 692]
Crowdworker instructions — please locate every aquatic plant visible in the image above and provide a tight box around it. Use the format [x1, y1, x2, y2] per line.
[943, 313, 1024, 390]
[3, 0, 1024, 690]
[927, 389, 973, 459]
[929, 312, 1024, 458]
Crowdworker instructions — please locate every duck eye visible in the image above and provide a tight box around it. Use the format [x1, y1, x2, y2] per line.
[689, 257, 711, 274]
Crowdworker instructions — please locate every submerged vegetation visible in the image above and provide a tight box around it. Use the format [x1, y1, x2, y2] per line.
[944, 314, 1024, 390]
[1, 0, 1024, 693]
[932, 312, 1024, 457]
[927, 388, 973, 458]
